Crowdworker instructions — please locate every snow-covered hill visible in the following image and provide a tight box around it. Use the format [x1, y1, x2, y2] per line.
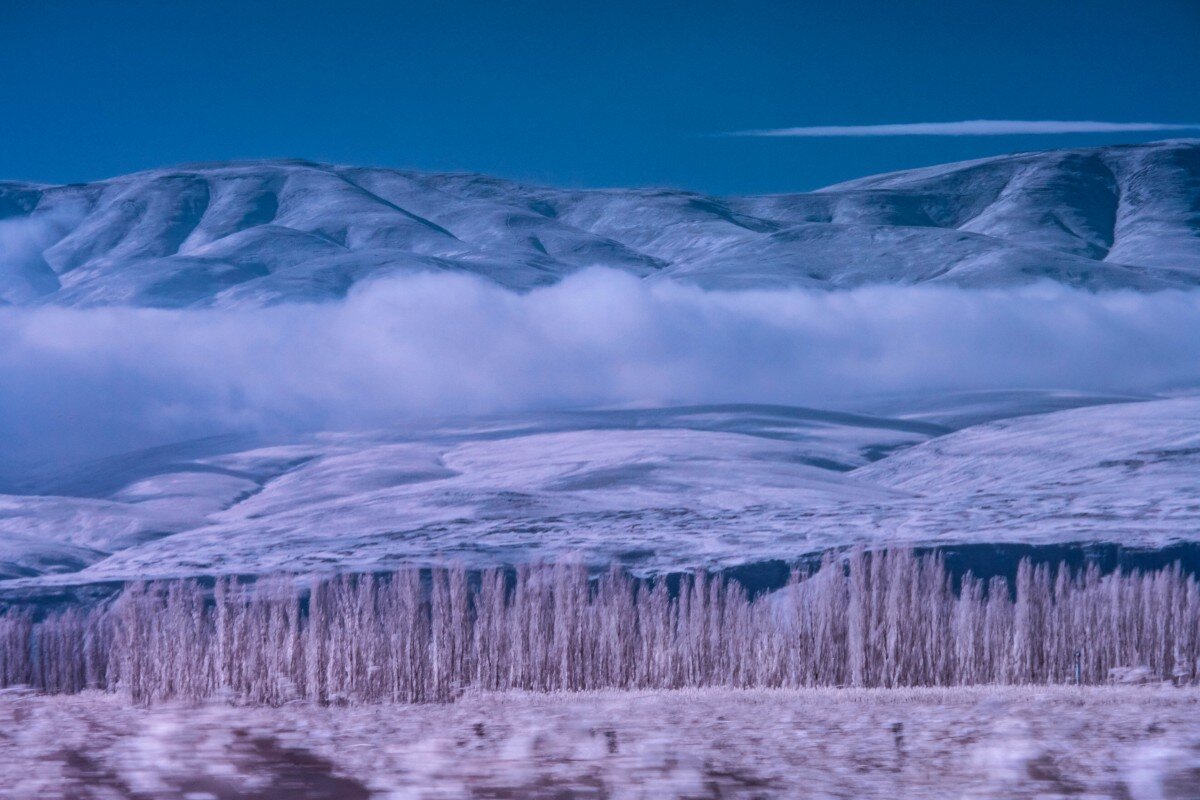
[3, 390, 1196, 592]
[2, 140, 1198, 307]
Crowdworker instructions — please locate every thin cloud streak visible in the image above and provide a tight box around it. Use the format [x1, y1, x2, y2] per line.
[728, 120, 1200, 137]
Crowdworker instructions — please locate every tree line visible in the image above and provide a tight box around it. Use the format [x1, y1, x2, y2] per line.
[2, 549, 1198, 704]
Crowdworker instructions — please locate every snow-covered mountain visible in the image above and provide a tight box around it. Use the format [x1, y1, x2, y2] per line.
[2, 140, 1198, 307]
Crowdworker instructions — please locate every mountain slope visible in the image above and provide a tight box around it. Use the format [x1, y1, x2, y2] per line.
[1, 140, 1198, 307]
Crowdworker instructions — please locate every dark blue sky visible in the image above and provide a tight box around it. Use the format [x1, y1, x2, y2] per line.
[3, 0, 1198, 194]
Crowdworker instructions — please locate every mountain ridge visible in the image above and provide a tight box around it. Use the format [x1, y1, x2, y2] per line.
[1, 140, 1198, 307]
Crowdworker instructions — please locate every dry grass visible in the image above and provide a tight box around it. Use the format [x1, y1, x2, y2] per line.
[2, 686, 1199, 798]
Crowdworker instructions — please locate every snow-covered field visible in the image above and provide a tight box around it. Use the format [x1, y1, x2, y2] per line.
[2, 687, 1198, 799]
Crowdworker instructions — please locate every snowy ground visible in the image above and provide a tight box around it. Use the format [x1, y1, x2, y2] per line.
[2, 390, 1198, 592]
[1, 687, 1198, 798]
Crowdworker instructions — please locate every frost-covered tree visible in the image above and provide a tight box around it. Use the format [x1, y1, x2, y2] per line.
[2, 551, 1198, 703]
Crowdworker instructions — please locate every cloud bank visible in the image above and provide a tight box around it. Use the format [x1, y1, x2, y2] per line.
[1, 269, 1198, 464]
[728, 120, 1200, 137]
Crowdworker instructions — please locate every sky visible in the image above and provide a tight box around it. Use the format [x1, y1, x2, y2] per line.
[2, 0, 1199, 194]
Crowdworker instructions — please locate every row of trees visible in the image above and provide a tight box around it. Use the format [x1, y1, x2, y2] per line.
[2, 550, 1198, 704]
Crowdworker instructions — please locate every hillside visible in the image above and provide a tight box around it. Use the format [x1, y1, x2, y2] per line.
[3, 391, 1196, 590]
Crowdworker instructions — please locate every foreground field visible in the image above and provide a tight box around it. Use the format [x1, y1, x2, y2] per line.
[2, 687, 1198, 799]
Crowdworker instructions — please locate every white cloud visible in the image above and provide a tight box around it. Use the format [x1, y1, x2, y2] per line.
[0, 269, 1198, 464]
[727, 120, 1200, 137]
[0, 209, 84, 304]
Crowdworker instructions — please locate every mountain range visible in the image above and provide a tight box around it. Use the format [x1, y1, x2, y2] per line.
[2, 140, 1198, 307]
